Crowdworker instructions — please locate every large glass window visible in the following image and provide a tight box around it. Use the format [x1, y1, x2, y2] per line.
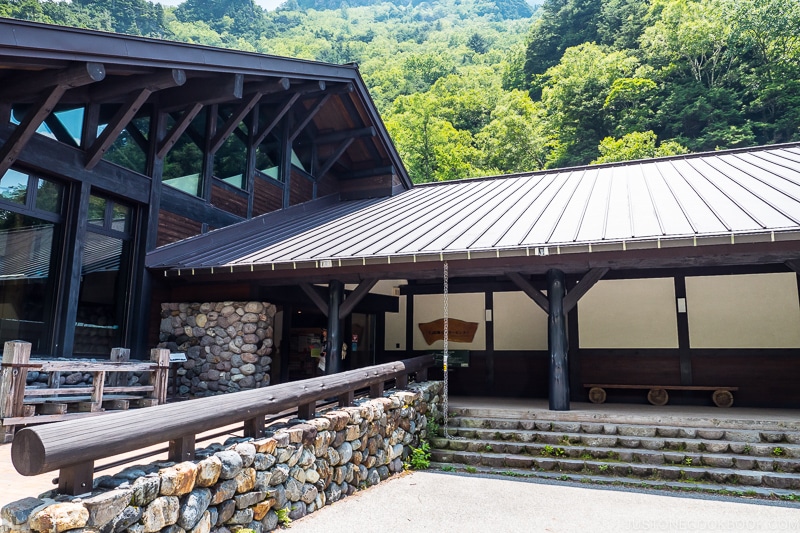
[214, 105, 248, 189]
[74, 195, 134, 355]
[100, 106, 149, 175]
[0, 170, 64, 353]
[12, 105, 83, 147]
[163, 111, 206, 196]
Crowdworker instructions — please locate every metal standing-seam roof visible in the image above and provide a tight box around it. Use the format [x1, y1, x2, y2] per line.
[147, 143, 800, 273]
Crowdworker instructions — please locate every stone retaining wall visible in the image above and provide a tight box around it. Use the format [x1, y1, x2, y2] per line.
[1, 382, 443, 533]
[158, 302, 276, 397]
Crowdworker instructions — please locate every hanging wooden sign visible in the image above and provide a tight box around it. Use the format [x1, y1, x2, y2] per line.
[418, 318, 478, 345]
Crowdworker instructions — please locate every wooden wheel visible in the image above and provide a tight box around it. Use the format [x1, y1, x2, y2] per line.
[588, 387, 606, 404]
[647, 388, 669, 406]
[713, 389, 734, 408]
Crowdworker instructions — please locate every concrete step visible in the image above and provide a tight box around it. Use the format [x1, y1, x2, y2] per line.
[428, 462, 800, 500]
[448, 416, 800, 446]
[442, 425, 800, 458]
[430, 436, 800, 473]
[447, 406, 800, 432]
[430, 449, 800, 490]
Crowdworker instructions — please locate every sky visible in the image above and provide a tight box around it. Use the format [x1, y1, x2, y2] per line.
[157, 0, 286, 11]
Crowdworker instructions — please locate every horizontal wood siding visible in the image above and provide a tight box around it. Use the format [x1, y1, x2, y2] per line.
[253, 177, 283, 216]
[691, 351, 800, 407]
[491, 352, 549, 398]
[577, 351, 683, 404]
[316, 173, 340, 198]
[157, 210, 202, 247]
[211, 183, 247, 218]
[290, 172, 314, 206]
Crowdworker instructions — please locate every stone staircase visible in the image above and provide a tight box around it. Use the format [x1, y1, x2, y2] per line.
[429, 405, 800, 500]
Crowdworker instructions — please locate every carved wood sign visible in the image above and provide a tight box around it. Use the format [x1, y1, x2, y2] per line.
[418, 318, 478, 345]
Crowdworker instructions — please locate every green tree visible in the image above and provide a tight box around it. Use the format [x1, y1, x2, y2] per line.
[592, 131, 688, 163]
[541, 42, 642, 166]
[476, 90, 552, 172]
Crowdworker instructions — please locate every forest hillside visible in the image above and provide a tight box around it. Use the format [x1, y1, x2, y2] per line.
[1, 0, 799, 182]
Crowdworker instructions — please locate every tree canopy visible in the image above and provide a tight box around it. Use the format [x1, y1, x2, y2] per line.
[2, 0, 799, 182]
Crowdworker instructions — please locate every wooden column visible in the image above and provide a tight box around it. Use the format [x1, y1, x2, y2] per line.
[1, 341, 31, 443]
[326, 280, 344, 375]
[547, 269, 570, 411]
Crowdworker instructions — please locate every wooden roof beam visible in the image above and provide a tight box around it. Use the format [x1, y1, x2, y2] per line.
[339, 278, 378, 319]
[507, 272, 549, 314]
[0, 85, 68, 177]
[85, 87, 153, 169]
[157, 74, 243, 111]
[253, 93, 301, 147]
[260, 81, 325, 104]
[157, 103, 204, 160]
[209, 91, 264, 155]
[342, 166, 394, 180]
[316, 138, 354, 180]
[89, 69, 186, 103]
[289, 94, 331, 143]
[563, 267, 609, 313]
[299, 282, 328, 317]
[314, 126, 375, 145]
[244, 77, 291, 95]
[0, 62, 105, 102]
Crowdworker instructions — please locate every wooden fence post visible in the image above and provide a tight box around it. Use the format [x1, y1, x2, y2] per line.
[150, 348, 170, 405]
[1, 341, 32, 443]
[108, 347, 130, 387]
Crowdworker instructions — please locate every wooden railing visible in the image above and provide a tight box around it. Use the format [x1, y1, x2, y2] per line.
[0, 342, 169, 443]
[10, 353, 435, 495]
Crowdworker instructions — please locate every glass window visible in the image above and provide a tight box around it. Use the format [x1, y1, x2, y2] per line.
[101, 111, 149, 175]
[75, 196, 133, 355]
[88, 196, 107, 226]
[35, 178, 63, 213]
[214, 122, 248, 190]
[0, 169, 29, 205]
[0, 211, 58, 352]
[256, 131, 282, 182]
[11, 105, 83, 146]
[163, 111, 206, 197]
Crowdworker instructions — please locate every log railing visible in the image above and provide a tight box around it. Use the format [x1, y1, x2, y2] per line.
[0, 341, 170, 443]
[11, 353, 435, 496]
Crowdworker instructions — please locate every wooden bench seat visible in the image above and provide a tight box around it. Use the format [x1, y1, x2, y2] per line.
[584, 383, 739, 407]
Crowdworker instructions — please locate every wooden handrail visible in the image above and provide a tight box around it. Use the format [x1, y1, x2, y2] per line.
[11, 354, 434, 494]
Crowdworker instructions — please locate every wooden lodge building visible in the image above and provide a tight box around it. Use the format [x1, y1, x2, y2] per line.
[2, 18, 800, 411]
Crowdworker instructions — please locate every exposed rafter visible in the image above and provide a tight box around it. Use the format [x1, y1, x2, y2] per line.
[299, 283, 328, 317]
[316, 138, 354, 180]
[563, 267, 609, 313]
[339, 278, 378, 318]
[314, 126, 375, 145]
[0, 62, 105, 102]
[157, 74, 243, 111]
[254, 93, 301, 146]
[244, 77, 291, 95]
[89, 69, 186, 103]
[0, 62, 107, 176]
[209, 92, 264, 155]
[260, 81, 325, 104]
[85, 88, 152, 169]
[156, 103, 204, 160]
[289, 94, 331, 143]
[507, 272, 549, 314]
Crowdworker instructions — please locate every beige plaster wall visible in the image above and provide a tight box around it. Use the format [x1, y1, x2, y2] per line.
[413, 292, 486, 350]
[493, 291, 549, 350]
[686, 272, 800, 348]
[378, 280, 407, 351]
[578, 278, 679, 349]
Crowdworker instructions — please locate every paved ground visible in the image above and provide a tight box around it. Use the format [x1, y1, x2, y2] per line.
[291, 470, 800, 533]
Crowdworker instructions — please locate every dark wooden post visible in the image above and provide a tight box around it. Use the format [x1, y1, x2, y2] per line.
[150, 348, 170, 405]
[59, 461, 94, 496]
[168, 435, 195, 462]
[1, 341, 31, 443]
[326, 280, 344, 375]
[547, 269, 570, 411]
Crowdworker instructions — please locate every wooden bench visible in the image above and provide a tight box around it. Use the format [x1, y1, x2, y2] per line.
[584, 383, 739, 408]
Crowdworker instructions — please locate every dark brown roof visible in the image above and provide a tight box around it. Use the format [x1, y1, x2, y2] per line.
[147, 143, 800, 277]
[0, 17, 410, 188]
